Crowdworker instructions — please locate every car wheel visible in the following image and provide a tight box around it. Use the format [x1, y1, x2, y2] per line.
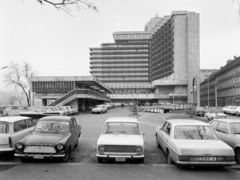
[236, 148, 240, 164]
[156, 136, 161, 149]
[98, 157, 103, 163]
[62, 148, 71, 162]
[138, 158, 144, 163]
[167, 151, 174, 164]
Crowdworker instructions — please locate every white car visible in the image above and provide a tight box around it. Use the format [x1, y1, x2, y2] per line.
[205, 112, 227, 120]
[155, 119, 235, 166]
[224, 106, 237, 114]
[92, 105, 107, 114]
[0, 116, 35, 152]
[96, 117, 145, 163]
[228, 106, 239, 115]
[209, 118, 240, 164]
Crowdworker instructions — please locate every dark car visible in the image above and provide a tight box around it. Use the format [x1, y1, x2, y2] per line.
[14, 116, 81, 162]
[195, 110, 205, 117]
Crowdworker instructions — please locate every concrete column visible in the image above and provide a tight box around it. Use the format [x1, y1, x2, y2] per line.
[42, 99, 47, 106]
[81, 99, 85, 111]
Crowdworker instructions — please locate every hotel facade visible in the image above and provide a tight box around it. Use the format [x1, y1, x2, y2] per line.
[90, 11, 200, 106]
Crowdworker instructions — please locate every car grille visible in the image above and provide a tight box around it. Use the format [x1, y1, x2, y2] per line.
[105, 145, 136, 153]
[24, 146, 56, 153]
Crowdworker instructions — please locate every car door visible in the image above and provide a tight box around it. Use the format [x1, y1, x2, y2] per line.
[69, 118, 78, 148]
[161, 123, 172, 152]
[157, 122, 168, 152]
[215, 121, 231, 145]
[11, 119, 30, 146]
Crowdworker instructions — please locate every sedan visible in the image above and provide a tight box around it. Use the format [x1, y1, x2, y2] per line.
[155, 119, 235, 166]
[209, 118, 240, 164]
[0, 116, 35, 152]
[14, 116, 81, 162]
[96, 117, 145, 163]
[92, 105, 107, 114]
[205, 112, 227, 120]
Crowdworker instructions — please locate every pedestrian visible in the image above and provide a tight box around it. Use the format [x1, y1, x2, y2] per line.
[121, 103, 124, 108]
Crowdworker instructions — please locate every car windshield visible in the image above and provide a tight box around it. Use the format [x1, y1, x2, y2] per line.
[230, 123, 240, 134]
[103, 122, 140, 135]
[174, 125, 218, 140]
[35, 120, 70, 133]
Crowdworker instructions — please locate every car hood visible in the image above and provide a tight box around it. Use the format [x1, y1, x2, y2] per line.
[21, 132, 69, 145]
[97, 134, 143, 146]
[175, 140, 234, 155]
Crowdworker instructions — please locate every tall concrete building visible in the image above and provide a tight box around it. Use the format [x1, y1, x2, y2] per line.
[90, 11, 200, 105]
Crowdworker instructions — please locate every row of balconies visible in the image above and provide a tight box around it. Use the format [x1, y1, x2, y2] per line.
[90, 59, 149, 64]
[90, 64, 149, 68]
[90, 68, 149, 72]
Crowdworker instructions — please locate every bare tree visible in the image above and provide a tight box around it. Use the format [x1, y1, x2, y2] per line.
[9, 96, 17, 106]
[14, 95, 24, 106]
[4, 62, 37, 107]
[36, 0, 98, 14]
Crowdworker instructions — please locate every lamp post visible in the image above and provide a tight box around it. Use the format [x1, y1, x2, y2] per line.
[208, 77, 209, 107]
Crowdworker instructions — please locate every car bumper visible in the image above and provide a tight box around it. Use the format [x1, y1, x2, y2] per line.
[0, 147, 15, 152]
[96, 154, 144, 159]
[15, 153, 65, 159]
[176, 160, 236, 166]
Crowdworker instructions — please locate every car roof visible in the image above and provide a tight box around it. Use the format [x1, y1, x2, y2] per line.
[212, 118, 240, 123]
[39, 116, 72, 122]
[105, 117, 139, 123]
[166, 119, 209, 126]
[0, 116, 31, 123]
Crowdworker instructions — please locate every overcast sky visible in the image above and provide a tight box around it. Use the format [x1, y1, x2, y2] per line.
[0, 0, 240, 92]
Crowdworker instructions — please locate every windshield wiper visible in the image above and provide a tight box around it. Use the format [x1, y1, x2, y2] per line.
[105, 131, 113, 134]
[115, 131, 132, 135]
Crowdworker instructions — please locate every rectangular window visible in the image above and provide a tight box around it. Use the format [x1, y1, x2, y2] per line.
[14, 120, 27, 132]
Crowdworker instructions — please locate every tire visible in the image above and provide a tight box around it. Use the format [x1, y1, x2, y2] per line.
[236, 148, 240, 164]
[156, 136, 161, 149]
[98, 157, 103, 163]
[62, 148, 71, 162]
[167, 151, 174, 164]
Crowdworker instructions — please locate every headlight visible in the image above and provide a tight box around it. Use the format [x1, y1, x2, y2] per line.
[56, 144, 64, 150]
[98, 145, 105, 151]
[15, 143, 23, 149]
[135, 146, 143, 152]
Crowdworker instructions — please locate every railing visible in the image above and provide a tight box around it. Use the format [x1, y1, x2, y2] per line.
[49, 88, 110, 106]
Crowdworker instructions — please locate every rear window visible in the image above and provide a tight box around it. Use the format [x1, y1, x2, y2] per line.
[174, 125, 218, 140]
[0, 122, 9, 134]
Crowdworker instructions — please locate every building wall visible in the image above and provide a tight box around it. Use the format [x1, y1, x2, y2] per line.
[200, 57, 240, 107]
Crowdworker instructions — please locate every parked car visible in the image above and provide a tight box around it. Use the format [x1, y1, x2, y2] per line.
[205, 111, 227, 120]
[195, 110, 206, 117]
[224, 106, 237, 114]
[14, 116, 81, 162]
[64, 106, 78, 115]
[96, 117, 145, 163]
[92, 105, 107, 114]
[209, 118, 240, 164]
[0, 116, 35, 152]
[155, 119, 235, 166]
[50, 106, 68, 116]
[228, 106, 239, 115]
[235, 107, 240, 116]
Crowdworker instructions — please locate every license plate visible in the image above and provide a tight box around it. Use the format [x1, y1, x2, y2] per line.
[115, 157, 126, 162]
[190, 156, 216, 161]
[33, 155, 44, 159]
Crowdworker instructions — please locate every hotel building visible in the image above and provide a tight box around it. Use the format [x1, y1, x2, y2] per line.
[90, 11, 200, 105]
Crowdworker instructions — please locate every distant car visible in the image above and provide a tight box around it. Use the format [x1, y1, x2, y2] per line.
[92, 105, 107, 114]
[224, 106, 237, 114]
[0, 116, 35, 152]
[195, 110, 205, 117]
[64, 106, 78, 115]
[155, 119, 235, 166]
[228, 106, 239, 115]
[14, 116, 81, 162]
[96, 117, 145, 163]
[209, 118, 240, 164]
[205, 112, 227, 120]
